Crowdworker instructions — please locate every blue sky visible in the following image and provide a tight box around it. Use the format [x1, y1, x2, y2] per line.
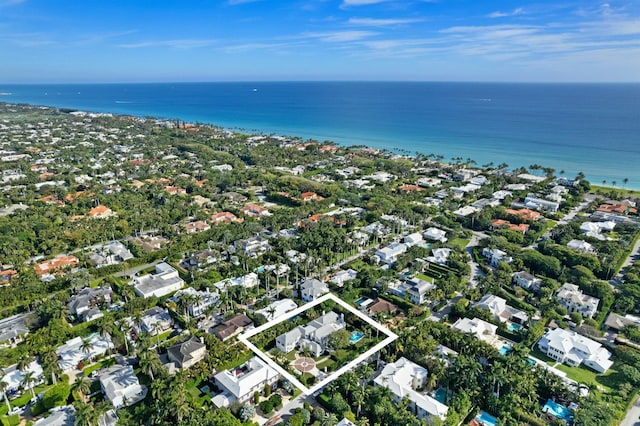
[1, 0, 639, 82]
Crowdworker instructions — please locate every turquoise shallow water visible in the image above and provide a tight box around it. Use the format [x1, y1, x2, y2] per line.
[2, 82, 639, 188]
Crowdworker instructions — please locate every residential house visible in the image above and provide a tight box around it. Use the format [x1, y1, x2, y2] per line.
[172, 287, 219, 317]
[212, 357, 279, 408]
[482, 248, 513, 266]
[235, 236, 271, 257]
[0, 360, 43, 394]
[181, 249, 219, 270]
[505, 208, 541, 221]
[68, 286, 113, 322]
[167, 337, 207, 370]
[567, 239, 595, 254]
[212, 314, 254, 341]
[0, 314, 29, 346]
[403, 232, 424, 247]
[56, 334, 114, 372]
[210, 211, 243, 225]
[556, 283, 600, 318]
[373, 357, 448, 422]
[405, 277, 435, 305]
[538, 328, 613, 373]
[131, 234, 168, 252]
[88, 241, 134, 267]
[423, 227, 447, 243]
[276, 311, 346, 357]
[99, 365, 147, 409]
[138, 307, 173, 335]
[453, 205, 480, 217]
[214, 272, 260, 290]
[472, 294, 529, 324]
[33, 405, 75, 426]
[522, 195, 559, 213]
[427, 248, 451, 266]
[336, 419, 356, 426]
[603, 313, 640, 332]
[131, 262, 184, 298]
[300, 278, 329, 302]
[512, 271, 542, 292]
[366, 298, 398, 317]
[329, 269, 358, 287]
[240, 203, 271, 218]
[89, 205, 116, 219]
[34, 255, 79, 278]
[300, 191, 324, 202]
[255, 299, 298, 322]
[451, 317, 498, 345]
[491, 219, 529, 234]
[373, 242, 408, 265]
[183, 220, 210, 234]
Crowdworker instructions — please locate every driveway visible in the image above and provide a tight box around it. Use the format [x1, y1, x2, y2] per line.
[620, 394, 640, 426]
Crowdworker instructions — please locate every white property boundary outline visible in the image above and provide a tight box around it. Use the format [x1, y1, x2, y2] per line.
[238, 292, 398, 396]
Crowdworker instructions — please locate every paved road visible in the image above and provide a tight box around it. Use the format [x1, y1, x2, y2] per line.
[612, 237, 640, 284]
[620, 394, 640, 426]
[277, 394, 316, 423]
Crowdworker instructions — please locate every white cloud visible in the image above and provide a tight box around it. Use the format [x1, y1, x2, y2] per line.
[487, 7, 524, 18]
[348, 17, 424, 26]
[341, 0, 389, 7]
[118, 39, 218, 49]
[303, 30, 377, 42]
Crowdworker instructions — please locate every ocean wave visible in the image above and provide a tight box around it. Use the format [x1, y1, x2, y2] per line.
[115, 100, 133, 104]
[0, 92, 12, 96]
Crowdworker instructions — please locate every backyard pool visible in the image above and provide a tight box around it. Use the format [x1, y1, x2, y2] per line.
[433, 388, 447, 403]
[543, 399, 573, 420]
[475, 410, 497, 426]
[499, 345, 512, 356]
[350, 331, 364, 344]
[508, 323, 523, 332]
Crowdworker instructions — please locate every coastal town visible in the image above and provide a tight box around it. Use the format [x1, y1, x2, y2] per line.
[1, 102, 640, 426]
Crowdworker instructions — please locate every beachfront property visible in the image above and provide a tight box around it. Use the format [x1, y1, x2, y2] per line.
[276, 311, 346, 357]
[300, 278, 329, 302]
[373, 242, 408, 265]
[171, 287, 219, 317]
[211, 356, 279, 408]
[88, 241, 134, 267]
[451, 317, 498, 345]
[473, 294, 529, 324]
[0, 313, 29, 346]
[56, 334, 114, 372]
[537, 328, 613, 373]
[556, 283, 600, 319]
[255, 298, 298, 322]
[131, 262, 184, 298]
[373, 357, 448, 422]
[0, 360, 43, 394]
[482, 247, 513, 266]
[423, 227, 447, 243]
[167, 337, 207, 370]
[512, 271, 542, 292]
[98, 365, 147, 409]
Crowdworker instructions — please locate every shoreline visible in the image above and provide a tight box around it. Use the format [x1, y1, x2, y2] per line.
[2, 95, 639, 191]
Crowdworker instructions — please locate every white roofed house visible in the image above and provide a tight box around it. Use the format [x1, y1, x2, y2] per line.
[423, 227, 447, 243]
[255, 298, 298, 322]
[56, 334, 114, 372]
[451, 317, 498, 345]
[67, 286, 113, 323]
[212, 357, 279, 408]
[556, 283, 600, 319]
[427, 248, 451, 266]
[300, 278, 329, 302]
[567, 239, 595, 255]
[472, 294, 529, 325]
[131, 262, 184, 298]
[98, 365, 147, 409]
[138, 307, 173, 335]
[403, 232, 423, 248]
[0, 360, 44, 395]
[538, 328, 613, 373]
[373, 357, 448, 422]
[512, 271, 542, 292]
[405, 277, 436, 305]
[0, 314, 29, 347]
[172, 287, 219, 317]
[373, 242, 408, 265]
[329, 269, 358, 287]
[276, 311, 346, 357]
[482, 247, 513, 267]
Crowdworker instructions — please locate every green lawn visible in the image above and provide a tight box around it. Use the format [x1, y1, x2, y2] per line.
[83, 357, 116, 376]
[447, 237, 470, 251]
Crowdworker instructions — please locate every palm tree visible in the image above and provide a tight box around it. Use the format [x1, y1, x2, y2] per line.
[322, 412, 339, 426]
[353, 387, 366, 417]
[139, 350, 162, 381]
[0, 379, 12, 412]
[22, 370, 37, 398]
[80, 337, 94, 362]
[72, 375, 91, 403]
[74, 400, 97, 426]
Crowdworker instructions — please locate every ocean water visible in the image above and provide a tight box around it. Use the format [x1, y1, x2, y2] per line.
[1, 82, 639, 189]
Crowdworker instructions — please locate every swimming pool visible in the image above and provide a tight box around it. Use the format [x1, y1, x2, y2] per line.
[508, 323, 523, 332]
[499, 345, 512, 356]
[354, 297, 367, 305]
[350, 331, 364, 344]
[475, 410, 497, 426]
[543, 399, 573, 420]
[433, 388, 447, 403]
